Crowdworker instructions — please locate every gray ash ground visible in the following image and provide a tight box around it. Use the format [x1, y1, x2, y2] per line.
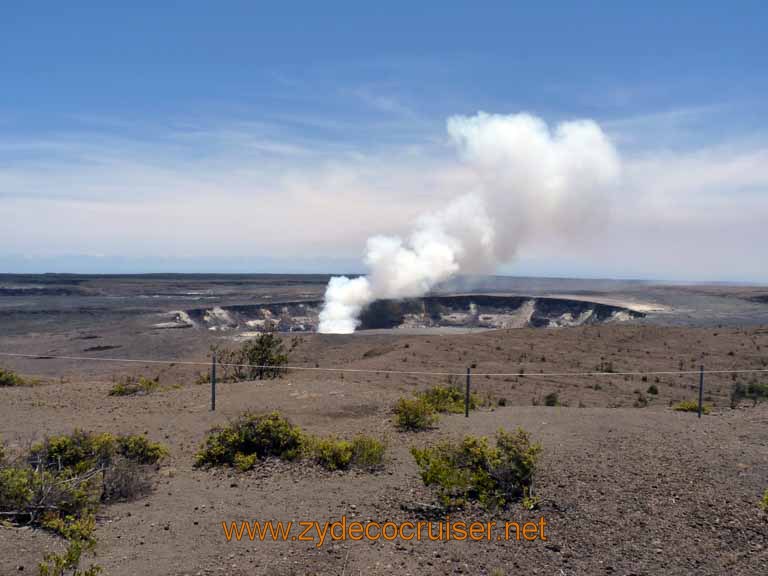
[1, 274, 768, 575]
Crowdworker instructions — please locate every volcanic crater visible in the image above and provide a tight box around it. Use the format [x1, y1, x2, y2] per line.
[177, 294, 645, 333]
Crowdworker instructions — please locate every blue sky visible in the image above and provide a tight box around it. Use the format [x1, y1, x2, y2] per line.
[2, 2, 767, 281]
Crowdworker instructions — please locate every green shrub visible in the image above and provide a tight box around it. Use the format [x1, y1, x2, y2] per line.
[760, 489, 768, 512]
[0, 467, 35, 511]
[233, 452, 257, 472]
[115, 435, 168, 465]
[195, 411, 387, 473]
[0, 367, 32, 387]
[394, 398, 438, 431]
[38, 514, 101, 576]
[418, 384, 477, 414]
[5, 430, 168, 522]
[411, 427, 541, 509]
[543, 392, 560, 407]
[306, 435, 386, 471]
[350, 435, 386, 470]
[0, 436, 5, 464]
[30, 430, 118, 473]
[647, 384, 659, 395]
[29, 431, 167, 474]
[211, 333, 289, 382]
[0, 431, 163, 576]
[38, 539, 102, 576]
[673, 400, 711, 414]
[108, 376, 160, 396]
[731, 381, 768, 408]
[308, 437, 354, 471]
[41, 514, 96, 542]
[195, 412, 304, 467]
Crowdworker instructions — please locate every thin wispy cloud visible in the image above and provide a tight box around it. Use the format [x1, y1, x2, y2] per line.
[1, 106, 767, 281]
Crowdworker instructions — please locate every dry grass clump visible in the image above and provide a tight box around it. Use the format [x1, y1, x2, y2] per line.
[0, 367, 35, 387]
[108, 375, 160, 396]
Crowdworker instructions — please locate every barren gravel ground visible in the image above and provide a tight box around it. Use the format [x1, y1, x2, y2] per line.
[2, 325, 768, 575]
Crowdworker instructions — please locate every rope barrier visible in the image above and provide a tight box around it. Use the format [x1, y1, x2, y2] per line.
[1, 351, 766, 378]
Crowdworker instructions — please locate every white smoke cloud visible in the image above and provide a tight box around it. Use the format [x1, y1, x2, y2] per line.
[318, 111, 622, 333]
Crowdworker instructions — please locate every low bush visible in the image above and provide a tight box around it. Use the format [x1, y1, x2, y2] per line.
[31, 430, 119, 472]
[418, 384, 478, 414]
[308, 436, 354, 471]
[760, 489, 768, 512]
[0, 367, 33, 387]
[307, 435, 386, 471]
[350, 435, 386, 470]
[394, 398, 438, 431]
[543, 392, 560, 407]
[672, 400, 711, 414]
[38, 522, 102, 576]
[1, 430, 166, 575]
[634, 392, 649, 408]
[194, 412, 304, 467]
[30, 430, 167, 472]
[647, 384, 659, 395]
[731, 381, 768, 408]
[233, 452, 258, 472]
[195, 411, 386, 473]
[2, 430, 168, 522]
[108, 375, 160, 396]
[210, 333, 289, 383]
[115, 435, 168, 465]
[411, 427, 541, 509]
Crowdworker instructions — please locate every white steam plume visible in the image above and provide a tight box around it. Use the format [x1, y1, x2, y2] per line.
[318, 112, 621, 334]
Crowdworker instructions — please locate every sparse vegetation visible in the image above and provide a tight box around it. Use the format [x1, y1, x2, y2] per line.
[195, 412, 304, 467]
[393, 397, 438, 431]
[393, 381, 482, 431]
[672, 400, 711, 414]
[194, 411, 386, 472]
[108, 375, 160, 396]
[210, 334, 289, 383]
[647, 383, 659, 395]
[730, 380, 768, 408]
[38, 519, 102, 576]
[350, 435, 386, 470]
[597, 359, 614, 373]
[307, 436, 354, 471]
[760, 489, 768, 512]
[634, 392, 649, 408]
[0, 367, 34, 387]
[543, 392, 560, 407]
[411, 427, 541, 509]
[417, 383, 478, 414]
[0, 430, 166, 576]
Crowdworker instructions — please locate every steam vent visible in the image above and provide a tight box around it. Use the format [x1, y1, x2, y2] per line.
[172, 295, 645, 333]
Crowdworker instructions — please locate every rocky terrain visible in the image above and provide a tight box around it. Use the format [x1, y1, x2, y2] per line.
[1, 275, 768, 575]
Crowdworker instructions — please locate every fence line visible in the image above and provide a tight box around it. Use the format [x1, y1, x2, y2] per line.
[1, 351, 767, 379]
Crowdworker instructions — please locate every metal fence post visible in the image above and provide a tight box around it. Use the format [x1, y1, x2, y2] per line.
[211, 353, 217, 411]
[465, 367, 471, 417]
[698, 365, 704, 418]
